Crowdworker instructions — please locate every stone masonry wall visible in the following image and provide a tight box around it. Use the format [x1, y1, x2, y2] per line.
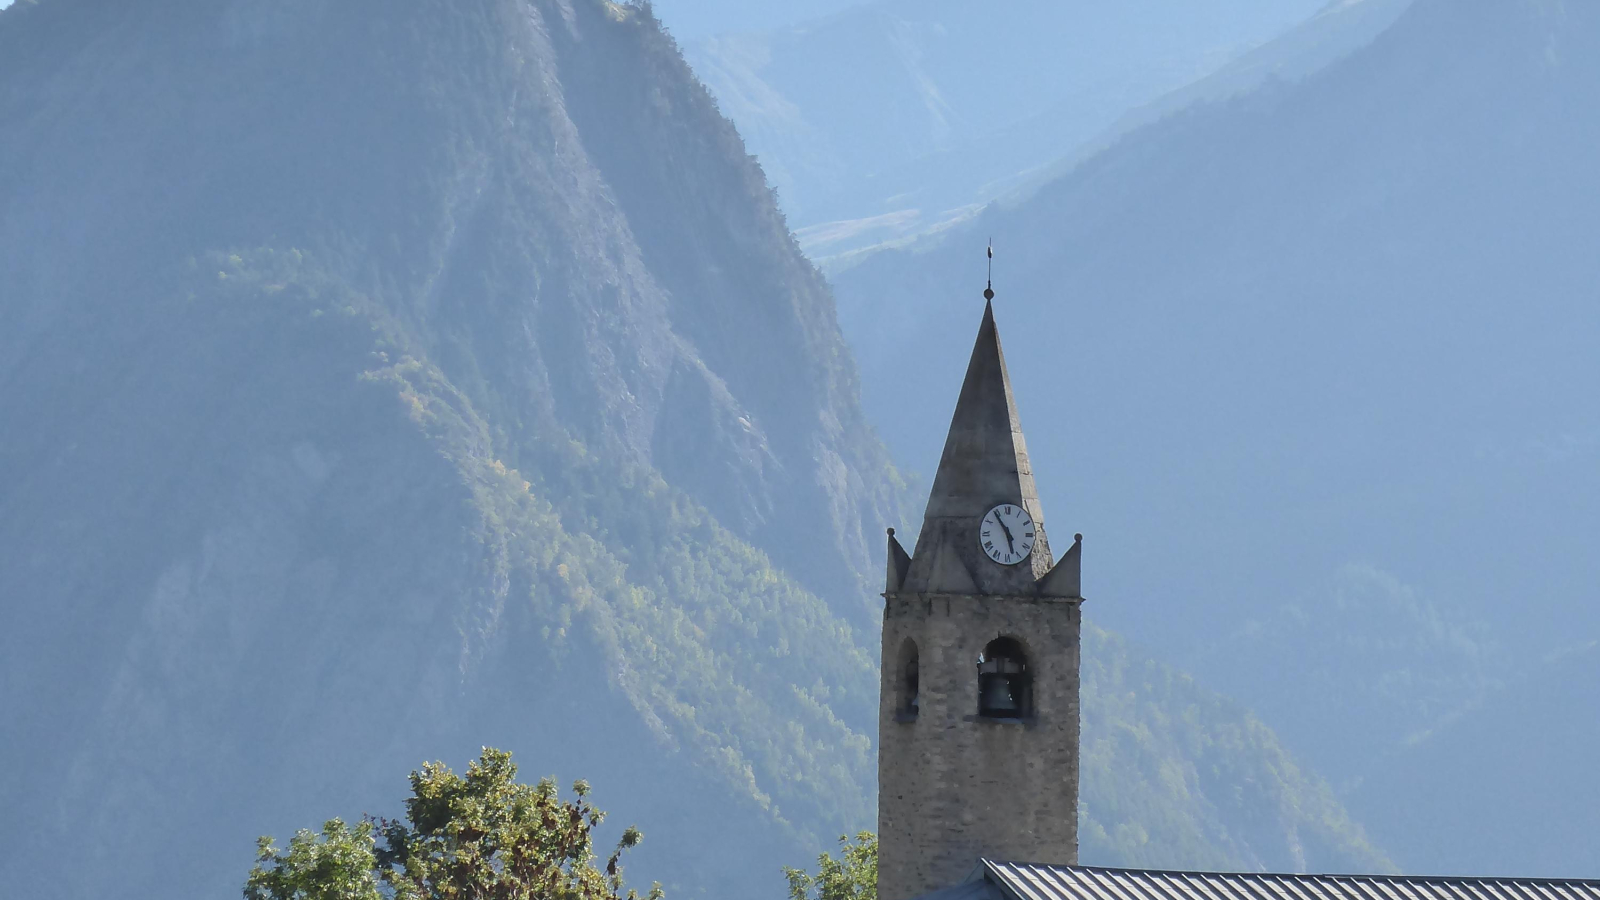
[877, 591, 1081, 900]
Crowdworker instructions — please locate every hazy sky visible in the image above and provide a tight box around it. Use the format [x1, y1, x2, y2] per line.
[0, 1, 855, 36]
[650, 0, 862, 39]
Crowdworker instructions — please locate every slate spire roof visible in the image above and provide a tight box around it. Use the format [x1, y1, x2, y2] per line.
[922, 300, 1040, 525]
[896, 298, 1080, 597]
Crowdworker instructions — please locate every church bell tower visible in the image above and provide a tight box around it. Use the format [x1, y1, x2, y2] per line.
[877, 292, 1083, 900]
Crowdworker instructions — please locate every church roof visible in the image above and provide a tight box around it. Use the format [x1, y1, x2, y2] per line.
[917, 862, 1600, 900]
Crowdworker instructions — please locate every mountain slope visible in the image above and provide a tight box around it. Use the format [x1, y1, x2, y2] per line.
[1081, 627, 1387, 873]
[0, 0, 900, 615]
[1186, 565, 1507, 795]
[0, 1, 902, 896]
[1346, 642, 1600, 876]
[0, 0, 1390, 896]
[832, 0, 1600, 876]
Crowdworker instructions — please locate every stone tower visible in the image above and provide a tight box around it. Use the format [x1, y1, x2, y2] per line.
[877, 298, 1083, 900]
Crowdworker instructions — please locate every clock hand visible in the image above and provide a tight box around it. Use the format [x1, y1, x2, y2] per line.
[997, 517, 1017, 555]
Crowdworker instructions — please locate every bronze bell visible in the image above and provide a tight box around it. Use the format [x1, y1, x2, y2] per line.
[979, 673, 1018, 715]
[977, 638, 1030, 717]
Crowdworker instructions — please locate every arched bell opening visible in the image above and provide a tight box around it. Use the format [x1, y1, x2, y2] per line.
[976, 636, 1032, 719]
[898, 638, 920, 719]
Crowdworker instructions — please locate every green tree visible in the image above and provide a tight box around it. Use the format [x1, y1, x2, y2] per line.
[785, 831, 877, 900]
[246, 748, 660, 900]
[245, 819, 382, 900]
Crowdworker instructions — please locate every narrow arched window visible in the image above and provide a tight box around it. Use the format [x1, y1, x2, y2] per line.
[977, 637, 1032, 719]
[898, 638, 920, 719]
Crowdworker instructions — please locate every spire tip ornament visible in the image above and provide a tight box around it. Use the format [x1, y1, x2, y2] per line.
[984, 242, 995, 301]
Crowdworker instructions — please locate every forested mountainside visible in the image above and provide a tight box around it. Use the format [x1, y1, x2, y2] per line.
[0, 0, 1385, 896]
[833, 0, 1600, 877]
[1080, 627, 1386, 873]
[1346, 641, 1600, 877]
[684, 0, 1327, 262]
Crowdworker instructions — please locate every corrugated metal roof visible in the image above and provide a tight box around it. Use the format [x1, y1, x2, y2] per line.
[975, 862, 1600, 900]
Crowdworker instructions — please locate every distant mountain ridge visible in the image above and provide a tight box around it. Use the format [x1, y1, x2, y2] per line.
[685, 0, 1329, 262]
[1001, 0, 1413, 216]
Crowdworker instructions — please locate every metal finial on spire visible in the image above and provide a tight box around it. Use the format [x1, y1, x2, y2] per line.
[984, 242, 995, 301]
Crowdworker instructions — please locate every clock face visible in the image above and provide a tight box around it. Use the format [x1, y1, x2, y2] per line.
[980, 503, 1036, 566]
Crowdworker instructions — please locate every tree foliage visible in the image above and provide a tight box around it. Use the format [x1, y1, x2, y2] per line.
[246, 748, 659, 900]
[245, 819, 382, 900]
[785, 831, 877, 900]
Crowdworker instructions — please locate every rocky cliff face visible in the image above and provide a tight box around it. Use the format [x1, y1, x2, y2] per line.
[685, 0, 1330, 260]
[0, 0, 900, 611]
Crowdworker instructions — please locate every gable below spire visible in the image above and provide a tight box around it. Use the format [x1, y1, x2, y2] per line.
[886, 529, 913, 593]
[1037, 534, 1082, 599]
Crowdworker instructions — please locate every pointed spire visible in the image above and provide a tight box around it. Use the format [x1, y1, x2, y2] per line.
[923, 300, 1039, 521]
[901, 293, 1053, 595]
